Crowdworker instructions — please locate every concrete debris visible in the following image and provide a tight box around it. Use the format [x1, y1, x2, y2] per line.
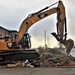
[39, 48, 75, 67]
[21, 60, 34, 68]
[0, 48, 75, 68]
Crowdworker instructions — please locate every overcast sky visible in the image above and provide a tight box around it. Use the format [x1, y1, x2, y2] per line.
[0, 0, 75, 48]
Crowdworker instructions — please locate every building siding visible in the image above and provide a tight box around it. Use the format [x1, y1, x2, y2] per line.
[0, 26, 17, 38]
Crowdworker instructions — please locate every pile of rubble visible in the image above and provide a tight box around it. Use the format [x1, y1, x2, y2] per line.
[40, 48, 75, 67]
[0, 48, 75, 68]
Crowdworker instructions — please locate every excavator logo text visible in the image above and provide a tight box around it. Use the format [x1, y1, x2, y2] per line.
[38, 13, 48, 19]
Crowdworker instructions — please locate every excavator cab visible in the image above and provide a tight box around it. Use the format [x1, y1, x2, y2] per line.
[6, 33, 31, 49]
[19, 33, 31, 49]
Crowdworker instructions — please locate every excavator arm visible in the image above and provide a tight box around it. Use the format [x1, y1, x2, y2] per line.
[15, 0, 74, 54]
[0, 0, 73, 54]
[16, 1, 65, 44]
[51, 1, 74, 55]
[16, 8, 58, 44]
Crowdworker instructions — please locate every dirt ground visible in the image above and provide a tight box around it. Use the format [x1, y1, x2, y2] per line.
[0, 67, 75, 75]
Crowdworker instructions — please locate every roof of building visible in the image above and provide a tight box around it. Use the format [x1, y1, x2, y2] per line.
[0, 26, 17, 32]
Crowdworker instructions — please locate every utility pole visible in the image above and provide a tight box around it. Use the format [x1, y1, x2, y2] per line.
[47, 37, 50, 48]
[44, 30, 47, 49]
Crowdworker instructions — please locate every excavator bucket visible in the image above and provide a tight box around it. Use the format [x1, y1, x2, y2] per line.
[51, 33, 74, 55]
[63, 39, 74, 55]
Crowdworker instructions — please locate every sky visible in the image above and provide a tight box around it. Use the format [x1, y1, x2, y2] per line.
[0, 0, 75, 48]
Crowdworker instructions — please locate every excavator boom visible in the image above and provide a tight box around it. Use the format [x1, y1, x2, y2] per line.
[16, 1, 65, 44]
[16, 8, 57, 44]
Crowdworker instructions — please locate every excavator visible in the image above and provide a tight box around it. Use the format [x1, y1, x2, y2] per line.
[0, 0, 74, 65]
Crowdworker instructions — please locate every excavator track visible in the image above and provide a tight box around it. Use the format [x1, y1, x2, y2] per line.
[0, 49, 40, 62]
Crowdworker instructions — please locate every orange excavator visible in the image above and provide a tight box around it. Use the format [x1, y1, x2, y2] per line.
[0, 0, 74, 63]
